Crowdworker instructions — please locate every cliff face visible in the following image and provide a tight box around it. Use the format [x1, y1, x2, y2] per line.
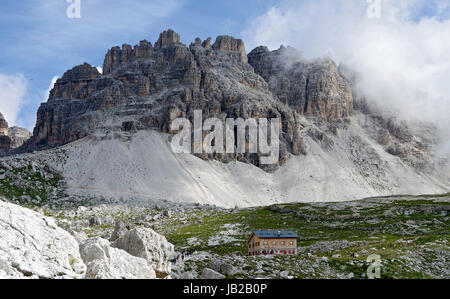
[0, 113, 32, 154]
[248, 46, 353, 121]
[0, 113, 11, 154]
[8, 126, 32, 149]
[27, 29, 353, 169]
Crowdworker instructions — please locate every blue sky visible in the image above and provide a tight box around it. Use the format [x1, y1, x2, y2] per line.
[0, 0, 448, 132]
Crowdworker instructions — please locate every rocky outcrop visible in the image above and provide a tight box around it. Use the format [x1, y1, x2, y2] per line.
[154, 29, 181, 49]
[0, 113, 11, 154]
[0, 199, 85, 279]
[80, 237, 156, 279]
[248, 46, 353, 120]
[50, 63, 101, 100]
[0, 113, 8, 136]
[212, 35, 248, 63]
[0, 113, 32, 152]
[112, 227, 175, 275]
[8, 126, 31, 148]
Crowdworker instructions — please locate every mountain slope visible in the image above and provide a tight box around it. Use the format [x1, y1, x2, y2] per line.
[8, 112, 444, 209]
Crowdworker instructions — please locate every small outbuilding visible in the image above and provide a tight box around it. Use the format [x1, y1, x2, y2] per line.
[247, 230, 298, 256]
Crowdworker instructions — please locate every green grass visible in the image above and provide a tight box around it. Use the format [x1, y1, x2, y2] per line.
[0, 166, 63, 205]
[162, 194, 449, 279]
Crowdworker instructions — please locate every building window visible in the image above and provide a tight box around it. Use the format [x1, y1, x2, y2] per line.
[281, 242, 285, 246]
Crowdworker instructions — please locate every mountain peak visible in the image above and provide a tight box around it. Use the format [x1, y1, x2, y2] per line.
[212, 35, 248, 63]
[0, 112, 8, 137]
[0, 112, 11, 153]
[154, 29, 181, 49]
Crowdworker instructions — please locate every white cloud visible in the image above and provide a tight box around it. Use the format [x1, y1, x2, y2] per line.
[44, 76, 59, 103]
[243, 0, 450, 150]
[0, 73, 27, 126]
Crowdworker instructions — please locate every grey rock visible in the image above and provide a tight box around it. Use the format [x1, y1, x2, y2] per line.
[178, 271, 198, 279]
[201, 268, 225, 279]
[0, 199, 85, 279]
[221, 263, 237, 276]
[24, 29, 308, 170]
[101, 215, 115, 225]
[112, 227, 175, 274]
[8, 126, 31, 149]
[248, 46, 353, 120]
[110, 221, 128, 242]
[210, 260, 223, 272]
[89, 215, 102, 226]
[80, 237, 156, 279]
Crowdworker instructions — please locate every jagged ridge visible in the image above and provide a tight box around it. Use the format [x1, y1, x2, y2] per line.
[24, 29, 354, 170]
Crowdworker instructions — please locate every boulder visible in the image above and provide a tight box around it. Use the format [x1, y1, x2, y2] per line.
[89, 215, 102, 226]
[221, 263, 238, 276]
[71, 231, 89, 245]
[112, 227, 175, 274]
[0, 199, 85, 279]
[209, 260, 223, 272]
[80, 237, 156, 279]
[178, 271, 198, 279]
[101, 215, 115, 225]
[201, 268, 225, 279]
[110, 220, 128, 241]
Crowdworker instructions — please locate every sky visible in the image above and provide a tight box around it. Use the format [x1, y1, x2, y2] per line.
[0, 0, 449, 143]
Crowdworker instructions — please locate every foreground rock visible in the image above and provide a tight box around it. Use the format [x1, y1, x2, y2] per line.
[80, 237, 156, 279]
[112, 227, 175, 275]
[0, 199, 85, 279]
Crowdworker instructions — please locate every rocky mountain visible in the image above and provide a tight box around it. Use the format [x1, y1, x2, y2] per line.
[0, 113, 32, 153]
[1, 29, 448, 208]
[0, 113, 10, 154]
[248, 46, 353, 120]
[8, 126, 32, 149]
[24, 29, 356, 169]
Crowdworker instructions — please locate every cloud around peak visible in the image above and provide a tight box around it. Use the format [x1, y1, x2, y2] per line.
[243, 0, 450, 148]
[0, 73, 27, 126]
